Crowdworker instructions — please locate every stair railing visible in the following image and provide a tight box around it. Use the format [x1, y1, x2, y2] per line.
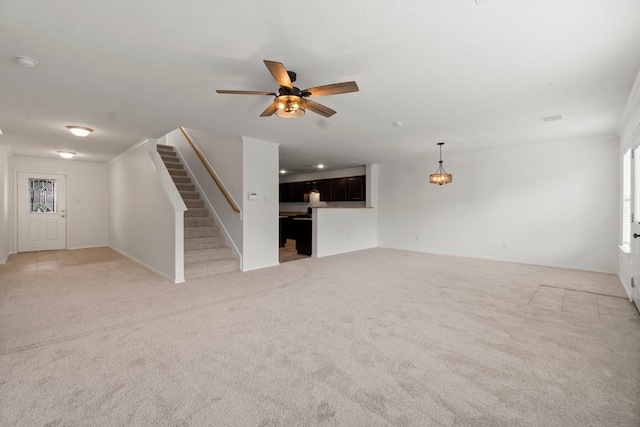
[179, 127, 241, 215]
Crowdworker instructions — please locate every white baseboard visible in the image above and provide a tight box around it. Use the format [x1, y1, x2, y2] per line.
[67, 244, 109, 250]
[108, 246, 184, 284]
[618, 273, 634, 301]
[377, 245, 618, 274]
[0, 252, 9, 264]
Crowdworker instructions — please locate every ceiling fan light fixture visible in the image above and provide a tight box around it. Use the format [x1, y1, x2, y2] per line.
[66, 125, 93, 137]
[429, 142, 452, 185]
[274, 95, 305, 118]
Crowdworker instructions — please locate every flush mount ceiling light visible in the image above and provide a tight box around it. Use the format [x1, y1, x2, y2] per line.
[317, 164, 325, 169]
[57, 151, 76, 159]
[274, 95, 305, 118]
[429, 142, 452, 185]
[66, 125, 93, 137]
[16, 56, 38, 67]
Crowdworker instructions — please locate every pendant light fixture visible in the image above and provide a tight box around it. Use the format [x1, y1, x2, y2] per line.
[429, 142, 452, 185]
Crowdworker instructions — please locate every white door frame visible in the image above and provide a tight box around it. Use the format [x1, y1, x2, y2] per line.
[631, 128, 640, 312]
[14, 171, 68, 253]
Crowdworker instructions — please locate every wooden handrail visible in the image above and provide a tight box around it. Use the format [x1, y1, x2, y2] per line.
[179, 127, 241, 214]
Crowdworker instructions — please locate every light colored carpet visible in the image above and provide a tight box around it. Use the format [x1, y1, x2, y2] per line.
[0, 247, 638, 426]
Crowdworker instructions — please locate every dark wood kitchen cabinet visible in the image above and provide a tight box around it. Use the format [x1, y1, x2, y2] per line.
[346, 176, 365, 201]
[318, 176, 365, 201]
[332, 178, 347, 201]
[319, 179, 333, 201]
[280, 182, 306, 202]
[279, 183, 290, 202]
[281, 175, 366, 202]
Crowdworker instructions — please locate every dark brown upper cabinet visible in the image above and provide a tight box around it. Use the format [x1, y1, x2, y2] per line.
[319, 179, 333, 201]
[279, 182, 305, 202]
[332, 178, 347, 201]
[281, 175, 366, 203]
[346, 176, 365, 201]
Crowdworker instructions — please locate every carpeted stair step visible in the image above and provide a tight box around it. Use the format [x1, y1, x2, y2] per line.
[184, 247, 233, 263]
[180, 191, 200, 200]
[184, 207, 209, 217]
[176, 183, 195, 192]
[185, 236, 227, 251]
[184, 226, 219, 239]
[166, 163, 184, 170]
[172, 176, 191, 184]
[156, 144, 175, 153]
[185, 217, 215, 228]
[168, 168, 187, 177]
[184, 199, 204, 208]
[184, 258, 239, 279]
[162, 156, 181, 165]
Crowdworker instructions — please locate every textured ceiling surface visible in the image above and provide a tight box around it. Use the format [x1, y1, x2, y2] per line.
[1, 0, 640, 171]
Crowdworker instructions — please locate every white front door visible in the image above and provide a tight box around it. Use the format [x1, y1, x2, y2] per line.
[17, 172, 67, 252]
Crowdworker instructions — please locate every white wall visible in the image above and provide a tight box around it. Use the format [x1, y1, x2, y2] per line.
[108, 140, 181, 282]
[378, 136, 619, 273]
[312, 208, 378, 258]
[0, 145, 11, 262]
[242, 137, 279, 271]
[10, 155, 109, 252]
[182, 128, 244, 206]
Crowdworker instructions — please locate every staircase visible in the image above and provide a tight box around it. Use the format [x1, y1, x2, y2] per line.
[156, 144, 239, 279]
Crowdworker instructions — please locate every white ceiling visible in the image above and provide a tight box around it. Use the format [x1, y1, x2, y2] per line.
[1, 0, 640, 172]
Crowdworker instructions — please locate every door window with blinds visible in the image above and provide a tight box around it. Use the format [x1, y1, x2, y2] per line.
[29, 178, 57, 213]
[622, 149, 631, 249]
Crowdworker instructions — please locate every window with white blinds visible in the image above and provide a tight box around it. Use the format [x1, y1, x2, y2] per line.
[622, 148, 631, 248]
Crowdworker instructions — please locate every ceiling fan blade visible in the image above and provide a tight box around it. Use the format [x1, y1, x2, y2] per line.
[302, 81, 359, 97]
[216, 90, 276, 95]
[264, 60, 293, 89]
[305, 100, 336, 118]
[260, 103, 277, 117]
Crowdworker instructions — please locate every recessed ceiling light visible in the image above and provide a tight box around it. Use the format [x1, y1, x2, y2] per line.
[57, 151, 76, 159]
[317, 164, 325, 169]
[541, 114, 562, 122]
[16, 56, 38, 67]
[0, 129, 3, 135]
[280, 170, 286, 174]
[66, 125, 93, 137]
[393, 121, 403, 127]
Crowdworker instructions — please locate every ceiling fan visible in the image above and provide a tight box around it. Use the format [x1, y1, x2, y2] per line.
[216, 60, 359, 118]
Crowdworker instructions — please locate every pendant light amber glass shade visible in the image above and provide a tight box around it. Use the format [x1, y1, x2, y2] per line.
[429, 142, 452, 185]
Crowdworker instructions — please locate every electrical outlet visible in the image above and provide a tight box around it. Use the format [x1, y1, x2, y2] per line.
[346, 235, 350, 241]
[502, 241, 507, 249]
[416, 235, 420, 241]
